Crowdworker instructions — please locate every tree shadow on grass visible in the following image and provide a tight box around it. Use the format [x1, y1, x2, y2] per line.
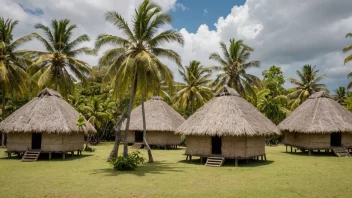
[91, 160, 184, 176]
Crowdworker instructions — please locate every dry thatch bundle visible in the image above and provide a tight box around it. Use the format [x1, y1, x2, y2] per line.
[278, 91, 352, 133]
[0, 88, 96, 134]
[176, 86, 280, 136]
[122, 96, 185, 132]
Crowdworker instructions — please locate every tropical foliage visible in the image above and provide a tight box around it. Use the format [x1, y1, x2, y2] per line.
[95, 0, 184, 161]
[209, 38, 260, 100]
[288, 65, 327, 110]
[173, 60, 213, 117]
[26, 19, 95, 98]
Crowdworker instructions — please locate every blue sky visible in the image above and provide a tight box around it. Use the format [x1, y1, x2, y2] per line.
[171, 0, 245, 32]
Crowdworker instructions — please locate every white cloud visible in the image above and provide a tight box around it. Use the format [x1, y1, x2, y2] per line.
[170, 0, 352, 91]
[173, 3, 189, 12]
[1, 0, 352, 91]
[204, 9, 208, 15]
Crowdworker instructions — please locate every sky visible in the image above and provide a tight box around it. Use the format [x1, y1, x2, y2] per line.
[1, 0, 352, 92]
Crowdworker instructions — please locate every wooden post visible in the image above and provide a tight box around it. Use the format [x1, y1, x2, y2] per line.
[49, 153, 52, 160]
[63, 153, 66, 160]
[308, 150, 312, 156]
[290, 147, 292, 152]
[200, 156, 203, 164]
[190, 156, 192, 160]
[235, 159, 238, 167]
[264, 155, 267, 161]
[71, 152, 74, 157]
[7, 152, 11, 159]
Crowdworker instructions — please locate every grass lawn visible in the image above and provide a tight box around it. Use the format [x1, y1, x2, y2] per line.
[1, 143, 352, 198]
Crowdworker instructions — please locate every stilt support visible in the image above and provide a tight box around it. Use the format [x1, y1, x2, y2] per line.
[235, 159, 238, 167]
[63, 153, 66, 160]
[308, 150, 312, 156]
[49, 153, 52, 160]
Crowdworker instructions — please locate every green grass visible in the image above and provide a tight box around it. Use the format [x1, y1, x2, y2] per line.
[1, 143, 352, 198]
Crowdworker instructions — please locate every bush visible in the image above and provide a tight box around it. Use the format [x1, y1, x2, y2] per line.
[110, 151, 145, 171]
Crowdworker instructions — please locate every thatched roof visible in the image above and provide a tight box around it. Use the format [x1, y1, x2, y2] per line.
[278, 91, 352, 133]
[175, 86, 280, 136]
[122, 96, 185, 132]
[0, 88, 96, 134]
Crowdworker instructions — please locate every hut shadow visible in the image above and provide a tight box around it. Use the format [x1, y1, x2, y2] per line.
[282, 151, 336, 157]
[0, 152, 93, 161]
[91, 161, 184, 176]
[178, 157, 274, 167]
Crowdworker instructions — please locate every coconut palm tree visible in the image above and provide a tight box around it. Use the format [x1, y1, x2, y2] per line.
[209, 38, 260, 100]
[288, 64, 327, 109]
[334, 86, 347, 105]
[26, 19, 95, 98]
[343, 33, 352, 64]
[95, 0, 184, 160]
[256, 89, 289, 125]
[0, 18, 33, 146]
[173, 60, 213, 116]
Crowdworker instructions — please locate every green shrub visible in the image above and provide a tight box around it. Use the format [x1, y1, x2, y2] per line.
[110, 151, 145, 171]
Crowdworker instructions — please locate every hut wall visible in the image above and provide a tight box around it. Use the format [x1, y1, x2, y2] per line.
[308, 134, 330, 148]
[127, 131, 135, 143]
[285, 132, 330, 149]
[222, 136, 265, 158]
[41, 133, 84, 152]
[146, 131, 180, 145]
[342, 133, 352, 147]
[7, 133, 31, 152]
[222, 136, 247, 158]
[246, 136, 265, 157]
[185, 135, 211, 156]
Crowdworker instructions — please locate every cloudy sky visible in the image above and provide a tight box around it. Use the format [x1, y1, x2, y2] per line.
[1, 0, 352, 91]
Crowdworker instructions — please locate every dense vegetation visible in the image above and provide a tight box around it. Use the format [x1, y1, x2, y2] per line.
[1, 0, 352, 158]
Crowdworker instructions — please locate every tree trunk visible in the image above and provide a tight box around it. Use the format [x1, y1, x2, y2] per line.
[107, 115, 126, 162]
[123, 72, 138, 158]
[1, 90, 5, 147]
[54, 75, 58, 91]
[142, 93, 153, 163]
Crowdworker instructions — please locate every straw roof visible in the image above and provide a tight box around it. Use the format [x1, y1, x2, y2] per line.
[175, 86, 280, 136]
[122, 96, 185, 132]
[278, 91, 352, 133]
[0, 88, 96, 134]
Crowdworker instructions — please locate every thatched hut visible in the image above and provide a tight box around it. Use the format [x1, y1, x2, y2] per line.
[0, 88, 96, 159]
[176, 86, 280, 165]
[122, 96, 185, 146]
[278, 91, 352, 155]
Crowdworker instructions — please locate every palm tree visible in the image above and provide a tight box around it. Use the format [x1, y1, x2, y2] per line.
[343, 33, 352, 64]
[256, 89, 289, 125]
[334, 86, 347, 105]
[173, 60, 213, 116]
[83, 97, 113, 146]
[26, 19, 95, 98]
[209, 38, 260, 100]
[0, 18, 33, 146]
[95, 0, 184, 160]
[288, 65, 327, 109]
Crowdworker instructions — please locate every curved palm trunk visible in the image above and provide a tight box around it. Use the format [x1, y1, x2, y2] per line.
[142, 93, 153, 163]
[107, 114, 126, 162]
[1, 89, 5, 147]
[123, 72, 138, 158]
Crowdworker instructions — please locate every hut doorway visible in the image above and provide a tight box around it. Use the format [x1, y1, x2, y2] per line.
[212, 136, 222, 155]
[31, 133, 42, 149]
[135, 131, 144, 143]
[331, 132, 342, 147]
